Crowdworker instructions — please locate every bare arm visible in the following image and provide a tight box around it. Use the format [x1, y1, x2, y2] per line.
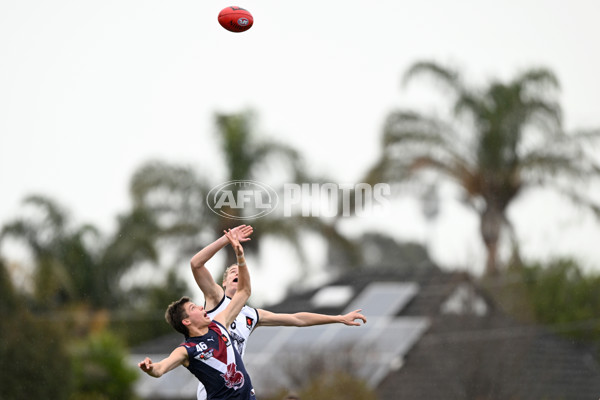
[257, 309, 366, 327]
[190, 225, 253, 307]
[213, 229, 251, 329]
[137, 347, 188, 378]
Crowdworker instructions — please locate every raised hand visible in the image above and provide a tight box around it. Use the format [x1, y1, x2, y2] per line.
[229, 224, 253, 243]
[224, 228, 244, 258]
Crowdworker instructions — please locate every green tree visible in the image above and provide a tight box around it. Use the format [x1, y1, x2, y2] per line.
[70, 330, 139, 400]
[367, 61, 600, 275]
[117, 268, 190, 345]
[98, 206, 163, 309]
[0, 199, 184, 396]
[0, 258, 74, 400]
[0, 195, 165, 310]
[0, 196, 103, 308]
[521, 258, 600, 344]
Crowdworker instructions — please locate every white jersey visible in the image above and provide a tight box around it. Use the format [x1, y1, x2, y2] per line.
[197, 295, 260, 400]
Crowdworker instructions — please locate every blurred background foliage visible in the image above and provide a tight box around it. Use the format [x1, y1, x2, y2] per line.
[1, 61, 600, 398]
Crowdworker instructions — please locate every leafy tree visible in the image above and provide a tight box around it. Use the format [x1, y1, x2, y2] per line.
[98, 207, 163, 308]
[367, 61, 600, 275]
[117, 268, 189, 345]
[521, 258, 600, 344]
[0, 259, 74, 400]
[0, 196, 103, 308]
[69, 330, 139, 400]
[0, 195, 166, 310]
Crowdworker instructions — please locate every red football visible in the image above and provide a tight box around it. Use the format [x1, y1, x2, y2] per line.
[218, 6, 253, 33]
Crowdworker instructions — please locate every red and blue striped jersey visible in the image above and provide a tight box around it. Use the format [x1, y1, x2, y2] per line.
[181, 321, 256, 400]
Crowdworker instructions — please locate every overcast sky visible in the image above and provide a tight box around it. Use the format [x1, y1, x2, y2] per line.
[2, 1, 600, 303]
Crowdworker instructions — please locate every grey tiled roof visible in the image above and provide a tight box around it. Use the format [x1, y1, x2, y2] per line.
[377, 313, 600, 399]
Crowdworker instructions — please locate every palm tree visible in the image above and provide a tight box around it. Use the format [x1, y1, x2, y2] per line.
[366, 61, 600, 276]
[0, 195, 102, 307]
[128, 110, 358, 274]
[0, 195, 163, 309]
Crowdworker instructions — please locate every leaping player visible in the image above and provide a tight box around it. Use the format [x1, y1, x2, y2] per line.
[138, 228, 257, 400]
[190, 225, 367, 400]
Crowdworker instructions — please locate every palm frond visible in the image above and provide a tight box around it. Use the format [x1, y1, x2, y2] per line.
[513, 67, 560, 91]
[362, 154, 394, 185]
[382, 111, 475, 182]
[519, 152, 581, 177]
[454, 90, 487, 121]
[130, 160, 208, 205]
[546, 186, 600, 219]
[567, 128, 600, 142]
[0, 220, 35, 247]
[383, 110, 460, 147]
[522, 99, 563, 133]
[402, 61, 462, 93]
[251, 141, 304, 180]
[22, 195, 68, 232]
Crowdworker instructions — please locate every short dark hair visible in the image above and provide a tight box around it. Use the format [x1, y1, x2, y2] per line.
[165, 296, 191, 337]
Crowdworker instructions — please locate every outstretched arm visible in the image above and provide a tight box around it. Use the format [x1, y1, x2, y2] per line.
[213, 229, 251, 329]
[257, 309, 366, 327]
[137, 347, 188, 378]
[190, 225, 253, 307]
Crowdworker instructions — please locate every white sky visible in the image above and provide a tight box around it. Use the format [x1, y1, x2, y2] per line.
[2, 1, 600, 304]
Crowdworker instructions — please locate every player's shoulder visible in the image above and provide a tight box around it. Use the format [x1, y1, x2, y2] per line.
[205, 294, 228, 314]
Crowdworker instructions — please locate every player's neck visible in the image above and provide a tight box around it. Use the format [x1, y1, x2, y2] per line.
[188, 325, 209, 337]
[225, 288, 237, 298]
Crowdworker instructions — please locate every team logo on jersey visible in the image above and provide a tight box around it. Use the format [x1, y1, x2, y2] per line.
[221, 363, 245, 390]
[195, 348, 214, 361]
[221, 333, 231, 346]
[245, 316, 254, 329]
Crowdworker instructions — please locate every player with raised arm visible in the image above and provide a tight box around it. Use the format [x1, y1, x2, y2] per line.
[190, 225, 367, 400]
[138, 229, 256, 400]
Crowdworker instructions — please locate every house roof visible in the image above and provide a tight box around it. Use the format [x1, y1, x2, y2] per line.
[130, 265, 600, 400]
[377, 313, 600, 400]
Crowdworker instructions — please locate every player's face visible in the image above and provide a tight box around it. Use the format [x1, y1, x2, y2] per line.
[184, 302, 210, 327]
[223, 266, 239, 296]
